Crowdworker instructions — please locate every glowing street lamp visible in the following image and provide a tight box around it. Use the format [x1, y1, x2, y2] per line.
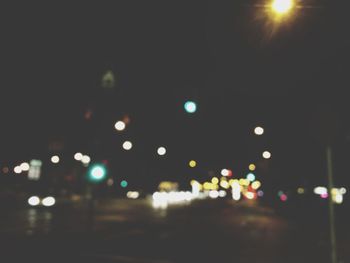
[157, 147, 167, 156]
[122, 141, 133, 151]
[271, 0, 294, 15]
[262, 151, 272, 159]
[254, 126, 264, 135]
[184, 101, 197, 114]
[51, 155, 60, 164]
[114, 121, 126, 131]
[87, 164, 107, 183]
[189, 160, 197, 168]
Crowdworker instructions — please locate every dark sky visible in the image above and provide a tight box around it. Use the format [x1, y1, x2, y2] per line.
[1, 1, 350, 190]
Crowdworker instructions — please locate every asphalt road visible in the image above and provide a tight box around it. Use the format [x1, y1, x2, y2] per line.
[0, 198, 349, 263]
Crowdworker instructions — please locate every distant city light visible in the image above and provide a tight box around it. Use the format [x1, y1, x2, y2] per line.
[297, 187, 305, 194]
[254, 126, 264, 135]
[314, 186, 327, 195]
[87, 164, 107, 183]
[2, 167, 9, 174]
[157, 147, 167, 156]
[251, 181, 261, 190]
[127, 191, 140, 199]
[28, 196, 40, 206]
[262, 151, 271, 159]
[42, 196, 56, 207]
[107, 178, 114, 186]
[220, 180, 230, 189]
[211, 177, 219, 185]
[271, 0, 294, 15]
[20, 162, 30, 172]
[114, 121, 126, 131]
[184, 101, 197, 113]
[280, 194, 288, 202]
[82, 155, 91, 165]
[246, 173, 256, 182]
[122, 141, 133, 151]
[257, 190, 264, 197]
[14, 166, 22, 174]
[74, 152, 83, 161]
[209, 190, 219, 199]
[221, 169, 229, 177]
[189, 160, 197, 168]
[248, 164, 256, 171]
[51, 155, 60, 164]
[245, 192, 255, 200]
[219, 190, 227, 198]
[120, 180, 128, 188]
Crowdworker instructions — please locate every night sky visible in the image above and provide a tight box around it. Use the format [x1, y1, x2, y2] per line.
[1, 1, 350, 191]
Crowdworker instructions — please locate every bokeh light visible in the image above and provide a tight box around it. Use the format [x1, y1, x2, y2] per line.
[271, 0, 294, 15]
[189, 160, 197, 168]
[20, 162, 30, 172]
[121, 180, 128, 188]
[51, 155, 60, 164]
[262, 151, 271, 159]
[14, 166, 22, 174]
[114, 121, 126, 131]
[184, 101, 197, 113]
[123, 141, 133, 151]
[157, 147, 167, 156]
[74, 152, 83, 161]
[42, 196, 56, 207]
[28, 196, 40, 206]
[254, 126, 264, 135]
[248, 164, 256, 171]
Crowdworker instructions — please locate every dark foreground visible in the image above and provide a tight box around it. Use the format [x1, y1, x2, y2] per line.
[1, 198, 349, 263]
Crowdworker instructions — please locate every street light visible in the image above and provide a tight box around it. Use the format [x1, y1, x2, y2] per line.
[122, 141, 133, 151]
[189, 160, 197, 168]
[157, 147, 167, 156]
[114, 121, 126, 131]
[262, 151, 272, 159]
[51, 155, 60, 164]
[271, 0, 294, 15]
[74, 152, 83, 161]
[254, 126, 264, 135]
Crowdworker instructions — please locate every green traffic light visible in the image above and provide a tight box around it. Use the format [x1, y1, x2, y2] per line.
[184, 101, 197, 113]
[87, 164, 107, 183]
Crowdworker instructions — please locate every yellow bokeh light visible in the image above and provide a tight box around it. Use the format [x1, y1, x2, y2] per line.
[271, 0, 294, 15]
[271, 0, 293, 14]
[251, 181, 262, 190]
[297, 187, 305, 194]
[211, 177, 219, 185]
[249, 164, 256, 171]
[220, 180, 230, 189]
[189, 160, 197, 168]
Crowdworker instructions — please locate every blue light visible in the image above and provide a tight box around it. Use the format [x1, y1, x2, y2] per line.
[87, 164, 107, 183]
[246, 173, 256, 182]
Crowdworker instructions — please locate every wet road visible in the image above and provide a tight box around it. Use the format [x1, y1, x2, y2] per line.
[0, 198, 349, 263]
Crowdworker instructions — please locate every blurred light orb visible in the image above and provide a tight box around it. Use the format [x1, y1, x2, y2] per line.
[184, 101, 197, 113]
[262, 151, 271, 159]
[211, 177, 219, 185]
[189, 160, 197, 168]
[121, 180, 128, 188]
[28, 196, 40, 206]
[123, 141, 133, 151]
[20, 162, 30, 171]
[247, 173, 256, 182]
[271, 0, 294, 15]
[254, 126, 264, 135]
[82, 155, 91, 164]
[91, 166, 105, 180]
[297, 187, 305, 194]
[42, 196, 56, 207]
[157, 147, 167, 156]
[221, 169, 229, 177]
[51, 155, 60, 164]
[114, 121, 126, 131]
[14, 166, 22, 174]
[248, 164, 256, 171]
[74, 152, 83, 161]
